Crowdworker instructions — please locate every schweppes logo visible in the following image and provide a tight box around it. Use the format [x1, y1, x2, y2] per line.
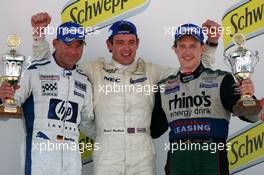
[61, 0, 151, 29]
[222, 0, 264, 50]
[227, 121, 264, 174]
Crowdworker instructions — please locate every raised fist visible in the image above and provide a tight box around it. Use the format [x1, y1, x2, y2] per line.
[202, 19, 221, 44]
[31, 12, 51, 37]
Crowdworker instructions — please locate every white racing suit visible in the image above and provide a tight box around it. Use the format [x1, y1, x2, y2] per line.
[33, 37, 216, 175]
[16, 56, 95, 175]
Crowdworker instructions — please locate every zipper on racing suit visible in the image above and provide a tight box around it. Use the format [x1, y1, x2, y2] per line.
[60, 71, 71, 174]
[124, 71, 128, 174]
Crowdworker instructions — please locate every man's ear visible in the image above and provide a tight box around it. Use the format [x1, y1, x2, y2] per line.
[52, 39, 59, 49]
[106, 39, 112, 53]
[201, 44, 205, 53]
[136, 38, 140, 48]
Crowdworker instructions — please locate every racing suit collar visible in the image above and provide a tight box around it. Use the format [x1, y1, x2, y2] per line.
[110, 58, 139, 73]
[111, 58, 129, 70]
[179, 63, 205, 83]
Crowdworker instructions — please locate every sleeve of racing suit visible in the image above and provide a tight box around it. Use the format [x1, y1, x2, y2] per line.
[150, 88, 168, 139]
[220, 74, 260, 122]
[32, 36, 52, 59]
[201, 43, 217, 69]
[14, 69, 33, 106]
[79, 62, 94, 83]
[79, 81, 96, 139]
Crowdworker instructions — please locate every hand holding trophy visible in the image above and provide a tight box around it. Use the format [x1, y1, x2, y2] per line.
[0, 34, 31, 117]
[224, 33, 261, 116]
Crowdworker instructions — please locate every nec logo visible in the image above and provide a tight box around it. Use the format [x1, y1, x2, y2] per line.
[47, 99, 78, 123]
[104, 76, 120, 82]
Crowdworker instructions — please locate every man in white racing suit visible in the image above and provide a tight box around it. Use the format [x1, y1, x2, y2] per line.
[31, 13, 220, 175]
[0, 21, 95, 175]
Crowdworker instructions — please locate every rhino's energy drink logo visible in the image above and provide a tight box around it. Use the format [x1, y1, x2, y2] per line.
[227, 121, 264, 174]
[61, 0, 151, 29]
[222, 0, 264, 50]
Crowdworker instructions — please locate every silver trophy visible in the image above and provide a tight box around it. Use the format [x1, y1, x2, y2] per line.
[224, 33, 261, 116]
[0, 35, 30, 117]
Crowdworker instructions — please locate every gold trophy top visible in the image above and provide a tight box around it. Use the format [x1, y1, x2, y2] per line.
[7, 34, 21, 50]
[232, 33, 246, 47]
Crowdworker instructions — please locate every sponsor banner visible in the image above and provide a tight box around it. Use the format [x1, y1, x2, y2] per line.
[61, 0, 151, 29]
[222, 0, 264, 50]
[227, 121, 264, 174]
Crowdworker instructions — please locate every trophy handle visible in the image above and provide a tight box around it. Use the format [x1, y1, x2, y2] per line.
[223, 50, 232, 70]
[253, 50, 260, 68]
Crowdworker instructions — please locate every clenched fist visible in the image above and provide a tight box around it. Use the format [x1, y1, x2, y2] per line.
[202, 19, 221, 44]
[31, 12, 51, 37]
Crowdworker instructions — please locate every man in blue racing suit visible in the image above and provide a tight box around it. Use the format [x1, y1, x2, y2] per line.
[0, 21, 95, 175]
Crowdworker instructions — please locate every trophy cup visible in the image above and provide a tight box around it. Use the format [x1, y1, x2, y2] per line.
[224, 33, 262, 116]
[0, 35, 30, 118]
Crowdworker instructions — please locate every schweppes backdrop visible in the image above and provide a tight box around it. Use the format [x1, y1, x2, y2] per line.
[227, 121, 264, 174]
[61, 0, 151, 28]
[222, 0, 264, 51]
[0, 1, 264, 175]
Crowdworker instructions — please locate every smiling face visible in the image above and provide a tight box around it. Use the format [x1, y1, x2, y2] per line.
[53, 39, 84, 69]
[174, 35, 205, 73]
[107, 34, 139, 65]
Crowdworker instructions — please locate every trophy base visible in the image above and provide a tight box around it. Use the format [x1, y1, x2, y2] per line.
[0, 106, 22, 118]
[233, 99, 262, 116]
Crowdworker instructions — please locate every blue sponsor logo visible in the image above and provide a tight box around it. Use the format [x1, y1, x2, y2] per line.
[75, 81, 87, 92]
[172, 124, 211, 134]
[47, 99, 78, 123]
[199, 83, 218, 88]
[182, 75, 194, 82]
[74, 90, 85, 99]
[164, 86, 180, 94]
[130, 77, 147, 84]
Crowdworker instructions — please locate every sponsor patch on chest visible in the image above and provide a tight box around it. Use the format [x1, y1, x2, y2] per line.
[41, 81, 58, 96]
[39, 74, 60, 81]
[47, 99, 78, 124]
[74, 80, 87, 92]
[164, 85, 180, 94]
[104, 76, 120, 82]
[103, 67, 119, 73]
[199, 83, 219, 88]
[130, 77, 147, 84]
